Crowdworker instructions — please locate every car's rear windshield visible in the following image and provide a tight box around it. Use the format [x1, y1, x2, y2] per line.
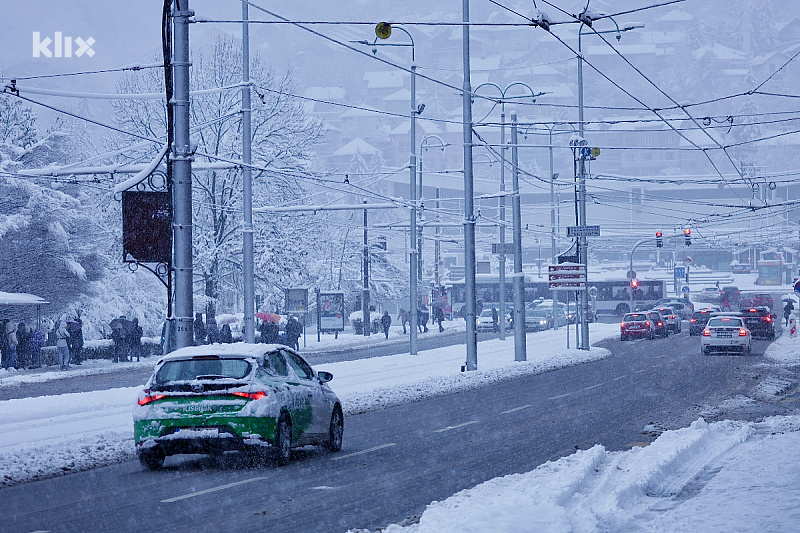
[155, 356, 252, 384]
[692, 311, 710, 318]
[742, 308, 769, 316]
[623, 314, 647, 322]
[707, 318, 743, 327]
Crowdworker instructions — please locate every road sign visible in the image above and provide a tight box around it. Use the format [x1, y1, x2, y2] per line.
[549, 264, 587, 289]
[491, 242, 515, 255]
[626, 270, 636, 279]
[794, 279, 800, 295]
[567, 225, 600, 237]
[674, 266, 685, 278]
[684, 257, 692, 264]
[682, 285, 690, 294]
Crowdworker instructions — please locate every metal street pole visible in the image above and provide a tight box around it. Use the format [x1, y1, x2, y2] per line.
[410, 62, 419, 353]
[172, 0, 194, 349]
[577, 25, 589, 351]
[241, 0, 255, 343]
[510, 113, 527, 361]
[363, 200, 370, 337]
[463, 0, 478, 371]
[499, 110, 506, 341]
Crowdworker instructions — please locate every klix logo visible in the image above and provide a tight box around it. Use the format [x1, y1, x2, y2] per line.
[33, 31, 95, 58]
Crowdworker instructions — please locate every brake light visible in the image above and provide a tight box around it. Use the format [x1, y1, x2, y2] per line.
[669, 315, 675, 319]
[765, 316, 772, 322]
[620, 322, 625, 327]
[138, 390, 166, 406]
[739, 329, 748, 336]
[645, 321, 650, 327]
[232, 391, 267, 400]
[690, 318, 697, 323]
[749, 308, 756, 313]
[658, 321, 663, 327]
[703, 329, 711, 336]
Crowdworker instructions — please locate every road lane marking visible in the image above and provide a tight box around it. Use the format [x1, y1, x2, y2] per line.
[162, 476, 269, 503]
[613, 375, 627, 380]
[548, 393, 571, 400]
[633, 369, 647, 374]
[584, 384, 602, 391]
[331, 443, 396, 461]
[502, 404, 532, 414]
[434, 421, 478, 433]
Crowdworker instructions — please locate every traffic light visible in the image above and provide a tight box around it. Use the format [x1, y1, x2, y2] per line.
[631, 279, 638, 290]
[656, 231, 663, 248]
[684, 228, 691, 246]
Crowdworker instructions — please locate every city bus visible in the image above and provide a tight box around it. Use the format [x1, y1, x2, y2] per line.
[448, 275, 665, 317]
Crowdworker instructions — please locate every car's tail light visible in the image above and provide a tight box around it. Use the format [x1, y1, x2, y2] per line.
[749, 308, 756, 313]
[658, 321, 663, 327]
[739, 329, 748, 336]
[669, 315, 676, 319]
[620, 322, 625, 327]
[703, 329, 711, 336]
[690, 318, 697, 323]
[138, 390, 166, 406]
[645, 321, 650, 326]
[765, 316, 772, 322]
[232, 391, 267, 400]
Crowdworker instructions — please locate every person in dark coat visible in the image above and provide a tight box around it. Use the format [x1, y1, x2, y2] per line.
[220, 323, 233, 343]
[194, 313, 206, 346]
[206, 317, 219, 344]
[110, 316, 128, 363]
[417, 307, 429, 333]
[491, 307, 499, 333]
[784, 300, 795, 326]
[434, 306, 445, 332]
[260, 320, 280, 344]
[285, 316, 302, 350]
[67, 319, 84, 365]
[29, 325, 44, 369]
[380, 311, 392, 339]
[16, 322, 30, 369]
[128, 318, 143, 361]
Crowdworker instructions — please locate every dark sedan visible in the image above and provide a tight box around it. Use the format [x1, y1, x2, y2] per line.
[740, 306, 776, 340]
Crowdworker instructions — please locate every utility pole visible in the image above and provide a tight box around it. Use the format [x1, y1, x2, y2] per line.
[363, 200, 370, 337]
[511, 113, 526, 361]
[462, 0, 478, 371]
[498, 110, 506, 341]
[241, 0, 255, 343]
[172, 0, 194, 349]
[435, 188, 441, 289]
[577, 33, 589, 351]
[409, 63, 419, 354]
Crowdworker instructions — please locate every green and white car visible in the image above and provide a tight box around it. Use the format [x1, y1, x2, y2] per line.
[133, 343, 343, 470]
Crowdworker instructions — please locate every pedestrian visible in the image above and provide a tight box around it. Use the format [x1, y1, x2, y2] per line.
[491, 306, 499, 333]
[67, 318, 84, 365]
[5, 321, 18, 370]
[29, 325, 44, 369]
[110, 315, 127, 362]
[0, 319, 7, 369]
[260, 319, 280, 344]
[220, 323, 233, 343]
[285, 316, 302, 350]
[434, 305, 445, 332]
[397, 308, 409, 334]
[194, 313, 206, 346]
[55, 320, 70, 370]
[16, 322, 30, 369]
[784, 301, 795, 326]
[722, 296, 731, 311]
[128, 318, 143, 361]
[380, 310, 392, 339]
[417, 307, 429, 333]
[206, 317, 219, 344]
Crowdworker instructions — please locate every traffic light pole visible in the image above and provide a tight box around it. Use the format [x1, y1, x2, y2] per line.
[628, 237, 655, 313]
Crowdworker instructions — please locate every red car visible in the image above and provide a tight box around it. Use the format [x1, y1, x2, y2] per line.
[752, 293, 774, 309]
[620, 313, 655, 340]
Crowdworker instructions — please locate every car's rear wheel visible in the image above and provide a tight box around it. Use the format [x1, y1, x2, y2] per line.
[275, 414, 292, 466]
[324, 406, 344, 452]
[138, 446, 165, 470]
[620, 335, 627, 341]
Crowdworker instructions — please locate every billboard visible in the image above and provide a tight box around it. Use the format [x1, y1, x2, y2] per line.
[122, 191, 172, 264]
[318, 291, 345, 331]
[285, 288, 308, 314]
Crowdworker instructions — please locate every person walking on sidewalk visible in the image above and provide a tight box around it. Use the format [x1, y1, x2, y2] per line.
[434, 306, 445, 332]
[491, 307, 499, 334]
[56, 321, 70, 371]
[784, 300, 795, 326]
[30, 325, 44, 369]
[128, 318, 143, 361]
[380, 311, 392, 339]
[67, 318, 84, 365]
[5, 321, 18, 370]
[398, 308, 410, 334]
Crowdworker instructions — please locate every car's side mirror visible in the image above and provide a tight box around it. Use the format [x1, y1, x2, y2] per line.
[318, 371, 333, 383]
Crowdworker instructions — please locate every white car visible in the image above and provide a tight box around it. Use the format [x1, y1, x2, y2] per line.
[701, 316, 751, 355]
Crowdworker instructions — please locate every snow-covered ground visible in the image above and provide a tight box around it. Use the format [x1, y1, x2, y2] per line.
[2, 315, 800, 532]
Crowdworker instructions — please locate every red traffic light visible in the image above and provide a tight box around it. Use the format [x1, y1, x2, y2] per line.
[684, 228, 691, 236]
[631, 279, 639, 289]
[656, 231, 662, 238]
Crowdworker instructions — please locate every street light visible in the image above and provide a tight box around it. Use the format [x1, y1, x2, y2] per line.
[419, 135, 447, 284]
[353, 23, 421, 354]
[575, 17, 645, 350]
[473, 82, 543, 342]
[542, 122, 576, 264]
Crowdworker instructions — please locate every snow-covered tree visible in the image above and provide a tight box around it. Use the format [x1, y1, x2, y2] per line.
[110, 36, 326, 315]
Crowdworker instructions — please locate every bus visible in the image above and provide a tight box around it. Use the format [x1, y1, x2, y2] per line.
[448, 275, 665, 317]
